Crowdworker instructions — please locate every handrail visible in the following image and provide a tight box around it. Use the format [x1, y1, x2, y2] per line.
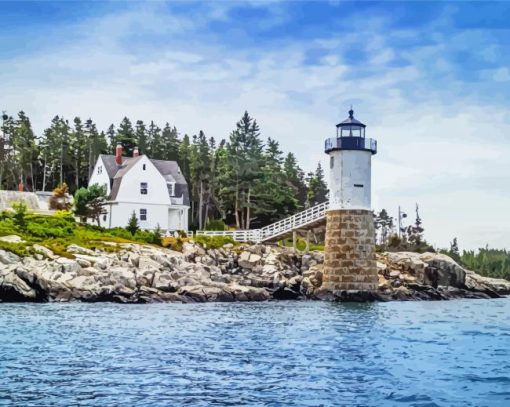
[196, 201, 329, 242]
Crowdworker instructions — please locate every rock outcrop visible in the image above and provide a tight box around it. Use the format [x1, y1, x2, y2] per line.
[0, 239, 509, 303]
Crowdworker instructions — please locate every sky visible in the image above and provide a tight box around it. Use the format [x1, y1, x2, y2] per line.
[1, 1, 509, 251]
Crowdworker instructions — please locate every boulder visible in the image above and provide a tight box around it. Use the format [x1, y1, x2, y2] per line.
[238, 251, 262, 269]
[67, 244, 95, 256]
[419, 252, 466, 287]
[0, 235, 24, 243]
[0, 250, 20, 265]
[0, 270, 39, 301]
[32, 244, 55, 259]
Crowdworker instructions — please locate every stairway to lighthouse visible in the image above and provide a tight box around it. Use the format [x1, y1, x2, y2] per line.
[196, 201, 329, 243]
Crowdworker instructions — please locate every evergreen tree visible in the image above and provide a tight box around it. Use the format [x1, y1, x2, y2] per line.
[11, 111, 39, 191]
[306, 162, 328, 206]
[189, 131, 212, 229]
[115, 117, 136, 156]
[126, 211, 140, 236]
[73, 184, 107, 226]
[135, 120, 148, 155]
[161, 123, 180, 161]
[283, 152, 307, 209]
[178, 134, 191, 182]
[147, 121, 163, 159]
[70, 117, 88, 190]
[106, 124, 116, 152]
[219, 111, 264, 229]
[85, 119, 107, 180]
[257, 138, 297, 223]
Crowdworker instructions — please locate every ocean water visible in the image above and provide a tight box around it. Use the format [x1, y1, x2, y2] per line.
[0, 299, 509, 407]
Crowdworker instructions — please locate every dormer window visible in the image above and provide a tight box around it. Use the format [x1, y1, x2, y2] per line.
[168, 182, 175, 196]
[140, 182, 148, 195]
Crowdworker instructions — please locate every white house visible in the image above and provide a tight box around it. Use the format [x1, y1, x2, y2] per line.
[88, 144, 190, 232]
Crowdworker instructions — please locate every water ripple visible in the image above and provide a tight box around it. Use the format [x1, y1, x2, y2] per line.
[0, 299, 509, 406]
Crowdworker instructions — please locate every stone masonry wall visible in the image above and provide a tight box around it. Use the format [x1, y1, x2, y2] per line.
[323, 209, 378, 292]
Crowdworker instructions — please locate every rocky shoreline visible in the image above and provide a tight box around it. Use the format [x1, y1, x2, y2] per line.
[1, 238, 509, 303]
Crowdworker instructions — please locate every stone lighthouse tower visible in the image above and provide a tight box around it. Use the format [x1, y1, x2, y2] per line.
[322, 108, 378, 295]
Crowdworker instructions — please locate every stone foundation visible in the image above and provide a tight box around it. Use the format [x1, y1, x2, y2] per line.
[323, 209, 378, 292]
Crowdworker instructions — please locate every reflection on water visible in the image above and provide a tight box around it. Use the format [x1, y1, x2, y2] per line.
[0, 299, 509, 406]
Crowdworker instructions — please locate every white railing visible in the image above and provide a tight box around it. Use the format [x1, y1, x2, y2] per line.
[196, 201, 329, 243]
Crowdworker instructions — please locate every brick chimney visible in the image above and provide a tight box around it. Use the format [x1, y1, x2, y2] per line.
[133, 146, 140, 157]
[115, 143, 123, 165]
[18, 181, 24, 192]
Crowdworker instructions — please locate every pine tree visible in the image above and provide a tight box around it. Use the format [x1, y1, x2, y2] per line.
[257, 138, 297, 223]
[450, 238, 460, 256]
[161, 123, 180, 161]
[126, 211, 140, 236]
[306, 162, 328, 206]
[106, 124, 116, 152]
[70, 117, 88, 190]
[115, 117, 136, 156]
[189, 131, 212, 229]
[11, 111, 39, 191]
[219, 111, 264, 229]
[283, 152, 307, 209]
[147, 121, 163, 159]
[135, 120, 148, 155]
[178, 134, 191, 182]
[85, 119, 107, 180]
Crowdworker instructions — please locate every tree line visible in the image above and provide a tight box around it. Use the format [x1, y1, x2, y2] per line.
[0, 110, 328, 229]
[443, 239, 510, 281]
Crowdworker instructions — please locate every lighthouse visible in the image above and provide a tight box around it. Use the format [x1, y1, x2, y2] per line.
[322, 109, 378, 295]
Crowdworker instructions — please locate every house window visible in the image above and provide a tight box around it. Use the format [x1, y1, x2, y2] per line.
[330, 156, 334, 169]
[140, 208, 147, 221]
[354, 184, 364, 188]
[143, 164, 146, 170]
[140, 182, 148, 195]
[98, 165, 102, 174]
[168, 182, 175, 196]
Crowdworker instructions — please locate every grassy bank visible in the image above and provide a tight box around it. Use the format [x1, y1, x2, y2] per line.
[0, 209, 235, 258]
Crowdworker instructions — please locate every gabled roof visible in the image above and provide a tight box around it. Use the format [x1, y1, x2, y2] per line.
[150, 159, 187, 185]
[98, 154, 189, 204]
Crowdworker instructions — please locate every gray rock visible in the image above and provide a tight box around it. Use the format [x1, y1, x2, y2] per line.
[0, 250, 20, 265]
[0, 235, 24, 243]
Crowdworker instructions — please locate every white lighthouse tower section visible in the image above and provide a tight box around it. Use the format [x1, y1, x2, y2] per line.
[325, 108, 377, 211]
[329, 149, 372, 210]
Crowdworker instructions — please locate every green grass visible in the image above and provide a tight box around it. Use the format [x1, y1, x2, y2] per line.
[0, 209, 162, 258]
[278, 237, 324, 252]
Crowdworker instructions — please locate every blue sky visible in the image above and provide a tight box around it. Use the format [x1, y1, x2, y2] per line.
[1, 1, 509, 250]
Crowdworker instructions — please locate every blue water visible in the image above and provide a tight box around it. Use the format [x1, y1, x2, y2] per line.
[1, 299, 509, 407]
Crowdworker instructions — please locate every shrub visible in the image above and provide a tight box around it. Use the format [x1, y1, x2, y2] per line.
[0, 241, 30, 257]
[49, 183, 72, 211]
[24, 213, 75, 238]
[126, 211, 139, 236]
[161, 236, 186, 252]
[205, 219, 227, 231]
[193, 235, 235, 249]
[0, 218, 16, 237]
[12, 201, 27, 229]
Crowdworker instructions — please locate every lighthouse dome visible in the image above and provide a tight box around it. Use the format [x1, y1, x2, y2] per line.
[336, 109, 366, 138]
